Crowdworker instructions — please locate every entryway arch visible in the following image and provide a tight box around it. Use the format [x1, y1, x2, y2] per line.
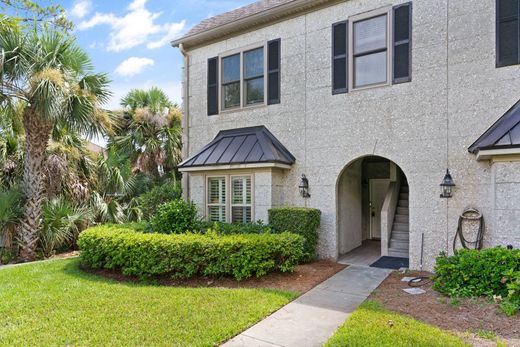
[336, 155, 409, 266]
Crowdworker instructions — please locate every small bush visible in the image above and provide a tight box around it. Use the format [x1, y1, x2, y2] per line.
[433, 247, 520, 315]
[136, 180, 182, 220]
[199, 220, 272, 235]
[149, 199, 201, 234]
[269, 207, 321, 261]
[78, 225, 305, 280]
[0, 248, 14, 264]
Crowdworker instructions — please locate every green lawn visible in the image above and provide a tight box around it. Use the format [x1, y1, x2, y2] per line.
[325, 301, 469, 347]
[0, 258, 296, 346]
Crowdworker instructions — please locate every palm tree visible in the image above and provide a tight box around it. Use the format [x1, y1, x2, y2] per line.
[112, 87, 182, 181]
[0, 18, 112, 261]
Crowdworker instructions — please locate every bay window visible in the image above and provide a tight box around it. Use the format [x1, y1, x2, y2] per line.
[206, 175, 253, 223]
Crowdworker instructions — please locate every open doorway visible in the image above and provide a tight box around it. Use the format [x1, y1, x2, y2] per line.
[337, 156, 409, 266]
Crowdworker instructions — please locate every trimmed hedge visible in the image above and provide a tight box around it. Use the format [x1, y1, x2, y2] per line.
[268, 207, 321, 261]
[433, 247, 520, 298]
[78, 225, 305, 280]
[199, 221, 272, 235]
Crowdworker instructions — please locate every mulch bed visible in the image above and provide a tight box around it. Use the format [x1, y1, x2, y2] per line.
[84, 261, 347, 294]
[369, 271, 520, 341]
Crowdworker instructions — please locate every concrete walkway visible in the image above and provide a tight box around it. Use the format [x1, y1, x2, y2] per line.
[223, 265, 391, 347]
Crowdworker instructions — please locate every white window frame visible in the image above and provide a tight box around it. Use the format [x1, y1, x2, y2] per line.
[205, 173, 255, 223]
[219, 43, 268, 112]
[348, 6, 393, 91]
[230, 175, 253, 223]
[206, 175, 227, 222]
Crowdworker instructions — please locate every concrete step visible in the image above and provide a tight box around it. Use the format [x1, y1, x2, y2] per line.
[391, 231, 409, 241]
[393, 222, 409, 232]
[394, 214, 409, 223]
[390, 239, 409, 250]
[398, 200, 409, 207]
[388, 248, 409, 258]
[399, 193, 409, 200]
[397, 207, 409, 215]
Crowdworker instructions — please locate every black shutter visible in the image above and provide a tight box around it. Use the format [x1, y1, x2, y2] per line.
[207, 57, 219, 115]
[393, 3, 412, 83]
[267, 38, 281, 105]
[332, 21, 348, 94]
[497, 0, 520, 67]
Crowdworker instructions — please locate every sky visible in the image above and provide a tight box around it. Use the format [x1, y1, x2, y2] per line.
[62, 0, 252, 110]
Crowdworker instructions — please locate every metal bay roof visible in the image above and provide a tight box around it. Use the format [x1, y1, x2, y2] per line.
[179, 126, 295, 169]
[469, 100, 520, 154]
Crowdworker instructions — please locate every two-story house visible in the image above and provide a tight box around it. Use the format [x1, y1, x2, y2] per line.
[171, 0, 520, 271]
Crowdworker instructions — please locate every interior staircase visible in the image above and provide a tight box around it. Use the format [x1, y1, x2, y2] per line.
[388, 183, 409, 258]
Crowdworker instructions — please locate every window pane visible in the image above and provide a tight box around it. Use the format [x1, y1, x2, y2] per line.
[354, 51, 387, 87]
[246, 77, 264, 105]
[232, 176, 251, 204]
[223, 54, 240, 83]
[244, 47, 264, 78]
[354, 15, 387, 54]
[209, 206, 226, 222]
[223, 82, 240, 108]
[208, 177, 225, 204]
[232, 206, 252, 223]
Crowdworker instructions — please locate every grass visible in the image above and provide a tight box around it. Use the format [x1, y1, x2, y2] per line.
[325, 301, 469, 347]
[0, 258, 296, 346]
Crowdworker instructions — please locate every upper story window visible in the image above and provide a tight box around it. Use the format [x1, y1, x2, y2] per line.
[352, 13, 389, 88]
[497, 0, 520, 67]
[220, 46, 266, 111]
[332, 3, 412, 94]
[207, 39, 280, 116]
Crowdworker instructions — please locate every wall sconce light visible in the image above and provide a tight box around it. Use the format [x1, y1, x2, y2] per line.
[299, 174, 311, 198]
[440, 169, 455, 198]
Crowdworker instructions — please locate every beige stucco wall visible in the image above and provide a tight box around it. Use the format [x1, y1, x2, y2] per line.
[180, 0, 520, 271]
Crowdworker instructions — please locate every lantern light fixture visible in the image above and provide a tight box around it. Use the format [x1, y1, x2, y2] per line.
[299, 174, 311, 198]
[440, 169, 455, 198]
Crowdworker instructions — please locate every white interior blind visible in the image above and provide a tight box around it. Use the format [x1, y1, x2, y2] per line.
[207, 177, 226, 222]
[231, 176, 252, 223]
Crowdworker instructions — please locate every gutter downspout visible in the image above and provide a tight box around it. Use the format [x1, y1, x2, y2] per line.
[179, 43, 190, 200]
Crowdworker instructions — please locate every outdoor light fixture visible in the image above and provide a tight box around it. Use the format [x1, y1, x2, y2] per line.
[299, 174, 311, 198]
[440, 169, 455, 198]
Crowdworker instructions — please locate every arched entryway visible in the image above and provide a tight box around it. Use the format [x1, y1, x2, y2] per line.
[336, 156, 409, 267]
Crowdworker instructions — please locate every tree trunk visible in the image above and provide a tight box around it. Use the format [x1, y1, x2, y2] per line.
[18, 108, 52, 261]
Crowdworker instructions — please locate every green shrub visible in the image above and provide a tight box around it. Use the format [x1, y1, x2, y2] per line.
[0, 248, 14, 264]
[269, 207, 321, 261]
[136, 180, 182, 220]
[149, 199, 201, 234]
[433, 247, 520, 301]
[78, 225, 305, 280]
[501, 269, 520, 316]
[199, 221, 272, 235]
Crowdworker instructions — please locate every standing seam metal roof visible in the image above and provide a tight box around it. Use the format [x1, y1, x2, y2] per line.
[179, 126, 296, 168]
[469, 99, 520, 153]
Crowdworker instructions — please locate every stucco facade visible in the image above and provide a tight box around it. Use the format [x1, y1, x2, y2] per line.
[176, 0, 520, 271]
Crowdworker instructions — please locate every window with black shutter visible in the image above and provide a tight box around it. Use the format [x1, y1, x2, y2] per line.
[393, 3, 412, 83]
[267, 38, 281, 104]
[207, 57, 219, 115]
[332, 21, 348, 94]
[497, 0, 520, 67]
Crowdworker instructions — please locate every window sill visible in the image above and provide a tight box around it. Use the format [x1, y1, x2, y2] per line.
[220, 102, 267, 115]
[350, 81, 392, 93]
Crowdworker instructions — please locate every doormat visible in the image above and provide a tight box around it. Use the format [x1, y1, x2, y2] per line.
[370, 256, 409, 270]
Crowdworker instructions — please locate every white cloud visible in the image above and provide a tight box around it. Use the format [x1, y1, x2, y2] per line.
[70, 0, 92, 19]
[115, 57, 155, 77]
[78, 0, 186, 52]
[147, 20, 186, 49]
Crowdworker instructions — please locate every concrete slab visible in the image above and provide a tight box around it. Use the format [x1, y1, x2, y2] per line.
[221, 265, 391, 347]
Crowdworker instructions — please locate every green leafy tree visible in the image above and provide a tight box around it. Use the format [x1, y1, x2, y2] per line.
[112, 87, 182, 181]
[0, 18, 112, 261]
[0, 0, 73, 31]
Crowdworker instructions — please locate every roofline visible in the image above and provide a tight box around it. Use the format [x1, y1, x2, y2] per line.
[179, 162, 293, 172]
[475, 146, 520, 161]
[171, 0, 336, 49]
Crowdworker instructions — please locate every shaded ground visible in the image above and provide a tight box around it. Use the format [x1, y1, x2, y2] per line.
[369, 271, 520, 342]
[85, 260, 347, 294]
